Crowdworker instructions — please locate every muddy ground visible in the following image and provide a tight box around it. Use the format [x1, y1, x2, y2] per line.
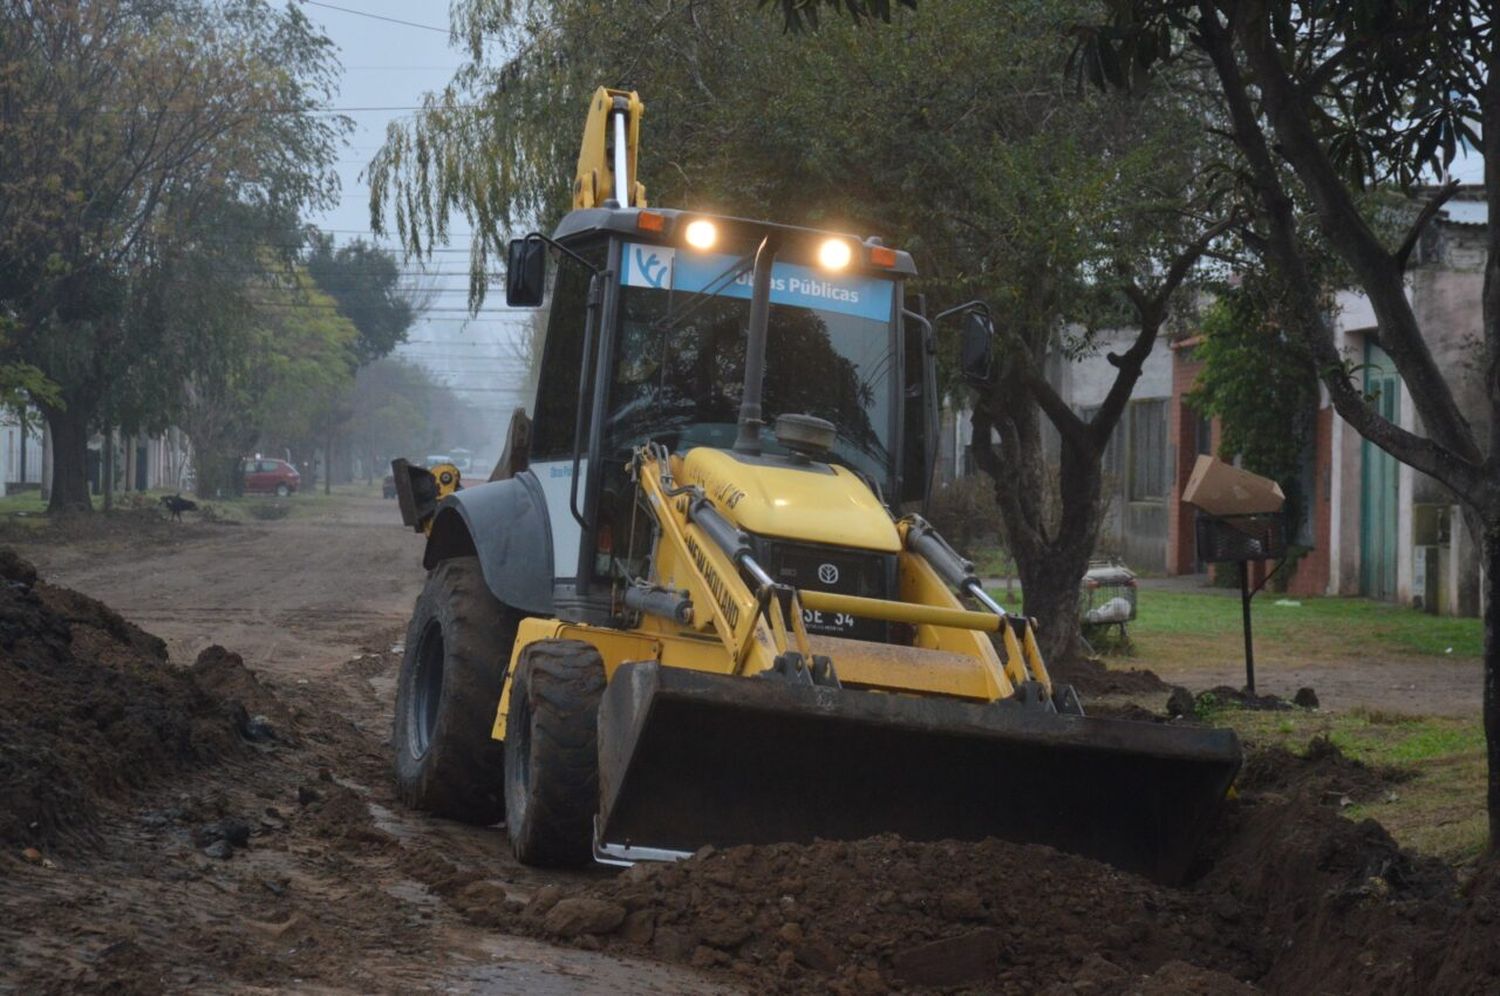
[2, 496, 1497, 993]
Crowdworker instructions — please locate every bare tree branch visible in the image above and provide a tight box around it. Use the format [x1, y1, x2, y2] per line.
[1395, 178, 1461, 272]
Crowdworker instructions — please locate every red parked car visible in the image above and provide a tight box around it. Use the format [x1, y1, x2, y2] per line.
[242, 457, 300, 497]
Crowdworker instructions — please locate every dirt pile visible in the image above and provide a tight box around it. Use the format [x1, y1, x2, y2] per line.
[1049, 654, 1169, 696]
[0, 551, 275, 849]
[428, 743, 1491, 995]
[1237, 735, 1409, 806]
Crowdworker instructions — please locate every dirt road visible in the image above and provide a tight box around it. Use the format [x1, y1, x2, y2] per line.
[24, 497, 427, 680]
[3, 497, 736, 994]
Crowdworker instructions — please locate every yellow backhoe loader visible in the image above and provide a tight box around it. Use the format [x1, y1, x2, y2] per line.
[391, 87, 1240, 883]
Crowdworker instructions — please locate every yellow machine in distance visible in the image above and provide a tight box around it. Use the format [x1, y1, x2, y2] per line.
[391, 87, 1240, 883]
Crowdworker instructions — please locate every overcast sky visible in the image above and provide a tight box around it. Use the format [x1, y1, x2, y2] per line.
[286, 0, 529, 435]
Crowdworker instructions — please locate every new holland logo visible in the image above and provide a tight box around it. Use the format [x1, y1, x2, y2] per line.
[817, 563, 840, 585]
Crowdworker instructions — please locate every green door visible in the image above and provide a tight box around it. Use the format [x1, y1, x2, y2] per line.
[1360, 342, 1400, 599]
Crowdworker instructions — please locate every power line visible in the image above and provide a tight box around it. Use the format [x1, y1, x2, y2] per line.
[244, 303, 519, 315]
[297, 0, 451, 35]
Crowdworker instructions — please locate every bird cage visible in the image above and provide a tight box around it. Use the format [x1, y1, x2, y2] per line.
[1079, 561, 1137, 641]
[1194, 513, 1286, 563]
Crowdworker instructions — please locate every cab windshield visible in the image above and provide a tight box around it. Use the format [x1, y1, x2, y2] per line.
[604, 242, 898, 487]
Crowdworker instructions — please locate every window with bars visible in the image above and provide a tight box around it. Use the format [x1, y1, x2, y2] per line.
[1080, 405, 1125, 480]
[1128, 399, 1169, 500]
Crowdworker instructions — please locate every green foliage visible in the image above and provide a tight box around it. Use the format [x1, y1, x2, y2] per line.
[0, 0, 347, 508]
[1073, 1, 1487, 191]
[766, 0, 916, 33]
[253, 273, 359, 445]
[371, 0, 1225, 336]
[178, 267, 358, 498]
[1186, 284, 1319, 536]
[305, 236, 417, 367]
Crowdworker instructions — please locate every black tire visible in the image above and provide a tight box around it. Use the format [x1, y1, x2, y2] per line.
[393, 557, 517, 824]
[504, 639, 606, 867]
[275, 482, 290, 497]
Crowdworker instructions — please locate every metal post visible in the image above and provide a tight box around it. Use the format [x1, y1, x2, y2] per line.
[1240, 560, 1255, 695]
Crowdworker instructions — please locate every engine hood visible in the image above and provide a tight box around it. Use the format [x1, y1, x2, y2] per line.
[678, 447, 901, 553]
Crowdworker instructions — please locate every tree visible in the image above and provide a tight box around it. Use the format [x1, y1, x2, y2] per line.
[347, 357, 486, 483]
[1060, 1, 1500, 852]
[0, 0, 345, 511]
[369, 0, 1229, 660]
[178, 264, 357, 498]
[304, 235, 423, 491]
[306, 236, 418, 365]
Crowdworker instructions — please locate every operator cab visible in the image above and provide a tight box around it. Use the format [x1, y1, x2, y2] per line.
[509, 207, 937, 618]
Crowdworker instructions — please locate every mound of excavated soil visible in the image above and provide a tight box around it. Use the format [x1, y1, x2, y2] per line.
[1238, 735, 1410, 805]
[422, 744, 1489, 995]
[1050, 654, 1170, 696]
[0, 551, 273, 849]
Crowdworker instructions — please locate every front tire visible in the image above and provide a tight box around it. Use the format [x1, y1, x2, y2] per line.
[504, 639, 606, 867]
[393, 558, 517, 824]
[275, 482, 290, 497]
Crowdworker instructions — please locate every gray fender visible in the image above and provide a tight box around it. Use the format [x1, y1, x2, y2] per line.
[423, 471, 554, 615]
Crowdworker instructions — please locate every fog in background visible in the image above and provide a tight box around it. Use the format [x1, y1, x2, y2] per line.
[290, 0, 531, 469]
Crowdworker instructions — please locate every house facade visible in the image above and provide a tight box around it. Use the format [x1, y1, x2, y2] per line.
[940, 192, 1488, 616]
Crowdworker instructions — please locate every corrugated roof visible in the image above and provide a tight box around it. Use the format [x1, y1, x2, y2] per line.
[1441, 199, 1489, 226]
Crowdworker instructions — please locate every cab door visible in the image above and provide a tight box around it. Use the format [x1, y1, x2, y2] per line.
[899, 301, 938, 508]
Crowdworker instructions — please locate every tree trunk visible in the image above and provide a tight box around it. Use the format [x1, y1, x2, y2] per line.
[40, 420, 51, 502]
[102, 426, 114, 511]
[1486, 526, 1500, 855]
[1015, 550, 1088, 664]
[974, 397, 1100, 666]
[41, 403, 92, 513]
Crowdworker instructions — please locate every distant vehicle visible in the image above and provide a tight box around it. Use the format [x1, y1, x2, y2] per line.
[424, 453, 452, 468]
[242, 457, 300, 497]
[448, 447, 474, 474]
[382, 473, 397, 499]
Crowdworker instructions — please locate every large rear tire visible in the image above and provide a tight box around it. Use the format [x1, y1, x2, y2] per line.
[393, 557, 516, 825]
[504, 639, 606, 867]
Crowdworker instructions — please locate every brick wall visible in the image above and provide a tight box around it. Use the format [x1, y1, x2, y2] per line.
[1278, 407, 1333, 596]
[1166, 340, 1208, 575]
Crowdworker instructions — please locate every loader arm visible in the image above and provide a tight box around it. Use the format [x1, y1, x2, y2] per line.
[632, 444, 1044, 698]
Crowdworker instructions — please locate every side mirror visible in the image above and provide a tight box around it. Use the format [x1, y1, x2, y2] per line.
[960, 310, 996, 386]
[506, 238, 547, 307]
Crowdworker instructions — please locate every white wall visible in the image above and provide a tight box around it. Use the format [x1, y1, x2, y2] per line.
[0, 413, 45, 495]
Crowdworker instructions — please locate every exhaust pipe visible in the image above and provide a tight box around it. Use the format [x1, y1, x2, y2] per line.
[732, 234, 782, 455]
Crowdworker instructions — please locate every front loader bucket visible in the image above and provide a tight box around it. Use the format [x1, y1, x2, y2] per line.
[596, 662, 1241, 884]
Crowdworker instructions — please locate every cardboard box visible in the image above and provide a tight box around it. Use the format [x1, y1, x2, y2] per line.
[1181, 455, 1285, 516]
